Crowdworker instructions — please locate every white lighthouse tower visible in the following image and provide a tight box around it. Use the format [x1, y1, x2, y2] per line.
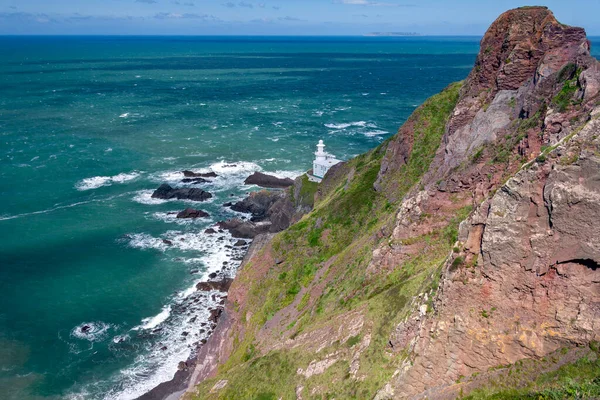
[310, 139, 341, 182]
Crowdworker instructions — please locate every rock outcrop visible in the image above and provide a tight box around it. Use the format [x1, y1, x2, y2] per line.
[230, 190, 283, 221]
[151, 184, 212, 202]
[217, 219, 271, 239]
[182, 170, 218, 178]
[176, 208, 209, 219]
[244, 172, 294, 188]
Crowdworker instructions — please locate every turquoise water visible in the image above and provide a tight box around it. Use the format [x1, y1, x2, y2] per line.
[0, 36, 597, 399]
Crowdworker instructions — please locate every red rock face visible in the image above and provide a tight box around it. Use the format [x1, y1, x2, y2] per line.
[373, 7, 600, 399]
[466, 7, 587, 96]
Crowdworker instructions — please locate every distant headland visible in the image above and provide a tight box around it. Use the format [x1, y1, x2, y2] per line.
[363, 32, 421, 37]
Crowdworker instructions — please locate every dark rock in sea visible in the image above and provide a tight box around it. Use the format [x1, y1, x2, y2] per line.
[217, 218, 271, 239]
[208, 308, 223, 323]
[231, 190, 283, 221]
[208, 272, 217, 279]
[234, 240, 247, 247]
[244, 171, 294, 188]
[190, 269, 199, 274]
[196, 278, 233, 292]
[181, 177, 208, 184]
[204, 228, 217, 234]
[182, 170, 218, 178]
[151, 184, 212, 202]
[178, 361, 188, 370]
[160, 346, 167, 351]
[182, 332, 189, 337]
[176, 208, 209, 219]
[162, 239, 173, 246]
[81, 325, 91, 333]
[223, 202, 233, 207]
[189, 317, 197, 323]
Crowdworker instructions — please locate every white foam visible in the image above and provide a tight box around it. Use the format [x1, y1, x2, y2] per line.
[76, 172, 140, 191]
[71, 322, 113, 342]
[363, 130, 389, 137]
[133, 306, 172, 331]
[325, 121, 368, 129]
[126, 233, 170, 251]
[151, 212, 202, 225]
[268, 169, 304, 180]
[119, 113, 129, 118]
[132, 190, 170, 205]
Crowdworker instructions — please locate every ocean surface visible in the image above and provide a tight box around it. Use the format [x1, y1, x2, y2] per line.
[0, 36, 597, 400]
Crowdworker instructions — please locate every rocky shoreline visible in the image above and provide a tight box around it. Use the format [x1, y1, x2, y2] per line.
[136, 170, 315, 400]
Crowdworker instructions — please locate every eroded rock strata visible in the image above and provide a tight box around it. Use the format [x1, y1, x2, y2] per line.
[172, 7, 600, 400]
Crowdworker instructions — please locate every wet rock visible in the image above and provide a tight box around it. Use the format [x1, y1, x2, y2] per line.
[217, 218, 271, 239]
[151, 184, 212, 202]
[176, 208, 209, 219]
[223, 202, 233, 207]
[190, 269, 199, 274]
[182, 170, 217, 178]
[208, 272, 217, 279]
[234, 240, 247, 247]
[231, 190, 282, 221]
[81, 325, 91, 333]
[204, 228, 217, 234]
[196, 278, 233, 292]
[208, 308, 223, 324]
[244, 171, 294, 188]
[181, 177, 208, 184]
[162, 239, 173, 246]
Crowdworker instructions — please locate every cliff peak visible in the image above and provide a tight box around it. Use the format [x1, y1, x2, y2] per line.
[464, 6, 588, 98]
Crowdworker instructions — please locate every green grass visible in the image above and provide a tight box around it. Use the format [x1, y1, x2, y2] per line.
[296, 174, 319, 208]
[461, 347, 600, 399]
[553, 65, 582, 113]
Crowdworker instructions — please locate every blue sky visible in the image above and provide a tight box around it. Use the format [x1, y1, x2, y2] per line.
[0, 0, 598, 35]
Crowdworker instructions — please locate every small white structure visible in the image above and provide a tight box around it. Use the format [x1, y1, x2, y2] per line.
[310, 140, 341, 182]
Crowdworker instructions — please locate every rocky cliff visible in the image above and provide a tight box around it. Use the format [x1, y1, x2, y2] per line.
[183, 7, 600, 399]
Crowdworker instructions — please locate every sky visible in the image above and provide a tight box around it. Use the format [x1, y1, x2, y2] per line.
[0, 0, 598, 36]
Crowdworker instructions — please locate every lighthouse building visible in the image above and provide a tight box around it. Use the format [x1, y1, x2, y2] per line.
[310, 140, 341, 182]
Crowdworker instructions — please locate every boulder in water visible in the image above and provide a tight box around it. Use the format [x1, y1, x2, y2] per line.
[182, 170, 218, 178]
[151, 184, 212, 202]
[244, 172, 294, 188]
[176, 208, 209, 219]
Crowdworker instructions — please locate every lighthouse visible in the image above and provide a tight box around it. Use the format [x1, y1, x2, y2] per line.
[310, 139, 341, 182]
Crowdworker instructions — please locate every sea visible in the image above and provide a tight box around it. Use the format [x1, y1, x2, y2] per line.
[1, 35, 597, 400]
